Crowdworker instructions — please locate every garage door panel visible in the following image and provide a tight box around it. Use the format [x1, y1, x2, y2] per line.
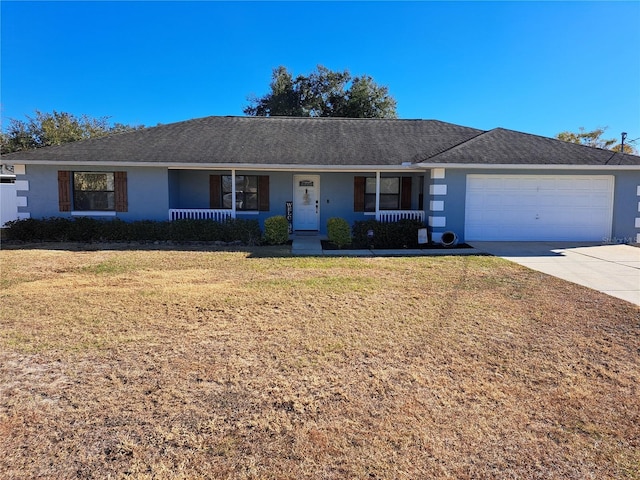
[544, 210, 593, 225]
[465, 175, 613, 241]
[590, 178, 613, 190]
[478, 192, 539, 208]
[589, 192, 613, 204]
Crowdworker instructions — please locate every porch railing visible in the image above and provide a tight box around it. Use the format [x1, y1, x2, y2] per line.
[376, 210, 425, 223]
[169, 209, 234, 221]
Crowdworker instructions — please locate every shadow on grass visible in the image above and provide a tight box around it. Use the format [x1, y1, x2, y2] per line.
[0, 241, 294, 258]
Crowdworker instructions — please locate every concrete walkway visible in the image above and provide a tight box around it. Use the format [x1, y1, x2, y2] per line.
[291, 236, 324, 255]
[471, 242, 640, 306]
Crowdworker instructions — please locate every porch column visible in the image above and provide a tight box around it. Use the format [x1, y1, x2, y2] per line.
[375, 171, 381, 220]
[231, 169, 237, 218]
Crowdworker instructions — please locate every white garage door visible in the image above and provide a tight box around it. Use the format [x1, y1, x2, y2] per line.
[465, 175, 614, 241]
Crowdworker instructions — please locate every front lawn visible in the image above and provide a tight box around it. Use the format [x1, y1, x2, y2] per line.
[1, 247, 638, 479]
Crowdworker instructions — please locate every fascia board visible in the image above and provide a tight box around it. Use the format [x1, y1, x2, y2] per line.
[9, 158, 638, 171]
[2, 159, 424, 172]
[415, 162, 640, 171]
[168, 164, 425, 173]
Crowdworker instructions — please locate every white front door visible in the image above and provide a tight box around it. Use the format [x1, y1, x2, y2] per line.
[293, 175, 320, 231]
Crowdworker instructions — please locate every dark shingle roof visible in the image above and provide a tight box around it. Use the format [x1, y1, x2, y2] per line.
[423, 128, 637, 166]
[0, 116, 482, 166]
[2, 116, 638, 167]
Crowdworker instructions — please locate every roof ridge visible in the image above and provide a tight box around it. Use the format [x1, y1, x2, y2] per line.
[417, 128, 489, 162]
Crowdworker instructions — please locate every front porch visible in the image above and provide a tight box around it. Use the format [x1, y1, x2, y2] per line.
[169, 208, 233, 222]
[169, 208, 425, 223]
[167, 169, 430, 234]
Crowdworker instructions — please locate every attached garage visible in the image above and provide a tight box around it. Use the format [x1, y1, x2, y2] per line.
[465, 174, 614, 241]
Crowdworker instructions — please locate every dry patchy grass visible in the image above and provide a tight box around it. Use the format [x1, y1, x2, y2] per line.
[0, 246, 639, 479]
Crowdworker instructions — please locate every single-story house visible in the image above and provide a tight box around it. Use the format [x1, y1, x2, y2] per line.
[2, 116, 639, 243]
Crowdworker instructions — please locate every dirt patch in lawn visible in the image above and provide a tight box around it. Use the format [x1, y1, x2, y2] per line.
[1, 248, 638, 479]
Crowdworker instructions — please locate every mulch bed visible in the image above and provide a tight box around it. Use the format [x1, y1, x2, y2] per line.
[321, 240, 473, 250]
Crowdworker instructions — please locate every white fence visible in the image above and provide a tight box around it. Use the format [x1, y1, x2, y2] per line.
[169, 208, 424, 224]
[0, 180, 17, 227]
[376, 210, 425, 223]
[169, 209, 234, 221]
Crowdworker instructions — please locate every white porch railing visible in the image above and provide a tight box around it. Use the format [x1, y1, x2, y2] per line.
[376, 210, 425, 223]
[169, 209, 234, 221]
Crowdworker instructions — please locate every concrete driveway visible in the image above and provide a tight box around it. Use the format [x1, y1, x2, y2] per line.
[470, 242, 640, 306]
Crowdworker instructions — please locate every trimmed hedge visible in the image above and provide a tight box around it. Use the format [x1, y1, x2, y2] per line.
[352, 219, 424, 249]
[327, 217, 351, 248]
[263, 216, 290, 245]
[3, 217, 262, 245]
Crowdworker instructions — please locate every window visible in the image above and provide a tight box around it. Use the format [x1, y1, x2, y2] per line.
[365, 177, 400, 211]
[58, 171, 127, 212]
[73, 172, 115, 211]
[210, 174, 270, 211]
[355, 176, 412, 212]
[222, 175, 259, 211]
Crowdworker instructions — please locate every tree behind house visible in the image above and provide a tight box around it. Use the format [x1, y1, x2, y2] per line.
[244, 65, 397, 119]
[556, 127, 637, 154]
[1, 110, 144, 153]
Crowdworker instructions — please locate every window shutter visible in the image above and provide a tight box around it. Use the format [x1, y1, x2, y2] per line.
[209, 175, 222, 208]
[401, 177, 412, 210]
[58, 171, 71, 212]
[114, 171, 128, 212]
[354, 176, 365, 212]
[258, 175, 270, 211]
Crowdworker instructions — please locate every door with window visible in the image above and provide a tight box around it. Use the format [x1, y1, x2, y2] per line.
[293, 175, 320, 231]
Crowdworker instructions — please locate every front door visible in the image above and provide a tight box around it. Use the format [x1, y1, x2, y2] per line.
[293, 175, 320, 231]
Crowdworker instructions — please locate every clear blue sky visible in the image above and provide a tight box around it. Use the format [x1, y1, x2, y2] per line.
[2, 1, 639, 143]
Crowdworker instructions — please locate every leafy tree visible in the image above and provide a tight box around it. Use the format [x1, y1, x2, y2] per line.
[556, 127, 636, 154]
[243, 66, 301, 117]
[244, 65, 397, 118]
[342, 75, 397, 119]
[1, 110, 143, 153]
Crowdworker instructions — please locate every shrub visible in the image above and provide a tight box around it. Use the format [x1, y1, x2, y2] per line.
[327, 217, 351, 248]
[3, 217, 262, 245]
[128, 220, 169, 242]
[222, 218, 262, 245]
[263, 216, 290, 245]
[4, 218, 45, 241]
[68, 217, 103, 242]
[352, 219, 424, 249]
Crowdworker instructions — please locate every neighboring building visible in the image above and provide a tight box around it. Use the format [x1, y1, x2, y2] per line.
[1, 116, 639, 243]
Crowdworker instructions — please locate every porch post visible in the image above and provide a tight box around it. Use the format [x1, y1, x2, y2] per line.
[375, 171, 381, 221]
[231, 169, 237, 219]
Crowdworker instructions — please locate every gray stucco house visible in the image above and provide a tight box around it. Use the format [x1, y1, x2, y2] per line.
[2, 116, 639, 243]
